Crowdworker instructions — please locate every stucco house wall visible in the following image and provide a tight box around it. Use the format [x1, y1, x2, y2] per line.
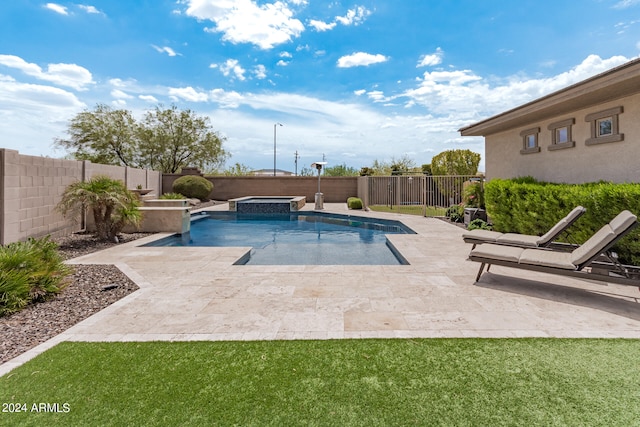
[484, 94, 640, 183]
[460, 58, 640, 184]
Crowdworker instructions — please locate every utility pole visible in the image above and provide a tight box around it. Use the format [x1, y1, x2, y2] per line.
[294, 150, 300, 176]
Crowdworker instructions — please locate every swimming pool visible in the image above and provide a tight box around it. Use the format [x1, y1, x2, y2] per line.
[144, 212, 415, 265]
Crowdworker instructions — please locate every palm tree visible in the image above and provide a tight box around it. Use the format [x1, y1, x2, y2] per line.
[57, 176, 141, 241]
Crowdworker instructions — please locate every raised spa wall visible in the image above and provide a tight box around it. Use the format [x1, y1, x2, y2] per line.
[86, 197, 191, 235]
[228, 196, 306, 213]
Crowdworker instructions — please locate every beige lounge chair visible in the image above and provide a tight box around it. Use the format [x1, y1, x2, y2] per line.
[463, 206, 586, 249]
[468, 210, 640, 287]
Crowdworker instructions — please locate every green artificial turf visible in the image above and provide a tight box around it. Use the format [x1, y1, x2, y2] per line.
[1, 339, 639, 426]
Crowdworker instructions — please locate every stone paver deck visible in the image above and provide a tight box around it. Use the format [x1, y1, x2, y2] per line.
[2, 203, 639, 375]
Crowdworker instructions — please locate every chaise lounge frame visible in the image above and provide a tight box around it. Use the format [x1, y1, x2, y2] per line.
[468, 210, 640, 288]
[463, 206, 586, 250]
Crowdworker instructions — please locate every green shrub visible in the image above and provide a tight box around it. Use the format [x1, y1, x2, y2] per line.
[159, 192, 187, 199]
[467, 218, 492, 231]
[172, 176, 213, 200]
[446, 205, 464, 223]
[347, 197, 363, 209]
[463, 181, 484, 208]
[485, 178, 640, 265]
[0, 236, 72, 316]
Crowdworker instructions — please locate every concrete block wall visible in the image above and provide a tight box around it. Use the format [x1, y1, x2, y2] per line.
[0, 148, 162, 245]
[1, 149, 84, 245]
[162, 174, 359, 203]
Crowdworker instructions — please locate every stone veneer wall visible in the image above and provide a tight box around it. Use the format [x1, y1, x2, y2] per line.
[0, 148, 162, 245]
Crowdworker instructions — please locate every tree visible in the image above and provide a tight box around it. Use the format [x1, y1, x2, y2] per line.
[359, 167, 374, 176]
[389, 155, 416, 175]
[323, 163, 359, 176]
[222, 163, 253, 176]
[430, 149, 481, 176]
[139, 105, 228, 173]
[56, 176, 141, 242]
[55, 104, 140, 167]
[421, 164, 432, 175]
[370, 159, 391, 176]
[55, 104, 229, 173]
[298, 166, 315, 176]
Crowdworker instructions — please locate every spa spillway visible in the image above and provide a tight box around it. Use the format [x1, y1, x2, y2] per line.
[228, 196, 306, 214]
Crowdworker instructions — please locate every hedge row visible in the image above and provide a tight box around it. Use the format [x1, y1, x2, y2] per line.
[484, 177, 640, 266]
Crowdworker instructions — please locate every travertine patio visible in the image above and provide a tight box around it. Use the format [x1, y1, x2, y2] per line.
[2, 203, 639, 375]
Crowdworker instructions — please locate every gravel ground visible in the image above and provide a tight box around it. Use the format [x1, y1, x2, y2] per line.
[0, 200, 220, 365]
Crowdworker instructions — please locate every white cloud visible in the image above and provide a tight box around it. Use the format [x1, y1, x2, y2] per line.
[254, 64, 267, 79]
[335, 6, 370, 26]
[280, 51, 293, 58]
[398, 54, 632, 119]
[45, 3, 68, 15]
[139, 95, 159, 103]
[353, 89, 366, 96]
[218, 59, 246, 80]
[111, 89, 133, 99]
[152, 45, 179, 56]
[168, 86, 209, 102]
[366, 90, 385, 102]
[418, 48, 444, 67]
[185, 0, 305, 49]
[0, 78, 86, 156]
[0, 55, 94, 91]
[309, 5, 371, 32]
[276, 60, 288, 67]
[613, 0, 640, 8]
[337, 52, 388, 68]
[309, 19, 336, 31]
[209, 88, 244, 108]
[78, 5, 103, 14]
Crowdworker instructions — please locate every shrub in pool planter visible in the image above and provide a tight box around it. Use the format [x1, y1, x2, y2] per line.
[172, 176, 213, 200]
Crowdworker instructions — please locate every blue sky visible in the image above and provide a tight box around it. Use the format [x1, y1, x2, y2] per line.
[1, 1, 639, 172]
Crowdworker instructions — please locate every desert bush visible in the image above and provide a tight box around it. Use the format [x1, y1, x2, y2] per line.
[347, 197, 363, 209]
[446, 205, 464, 223]
[0, 237, 72, 316]
[467, 218, 492, 231]
[172, 176, 213, 200]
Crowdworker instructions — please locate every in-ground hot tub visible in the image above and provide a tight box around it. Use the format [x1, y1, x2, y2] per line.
[228, 196, 306, 214]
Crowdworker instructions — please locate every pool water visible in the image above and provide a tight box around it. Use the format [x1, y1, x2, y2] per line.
[145, 212, 414, 265]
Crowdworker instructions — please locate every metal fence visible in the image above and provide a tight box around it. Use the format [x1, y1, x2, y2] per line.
[358, 175, 482, 217]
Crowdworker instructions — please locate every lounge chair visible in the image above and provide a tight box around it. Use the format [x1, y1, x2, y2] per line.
[462, 206, 586, 249]
[468, 210, 640, 287]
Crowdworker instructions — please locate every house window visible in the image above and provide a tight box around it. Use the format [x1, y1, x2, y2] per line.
[519, 127, 540, 154]
[598, 117, 612, 136]
[585, 106, 624, 145]
[547, 118, 575, 151]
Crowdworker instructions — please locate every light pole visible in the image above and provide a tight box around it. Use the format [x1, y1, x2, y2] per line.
[273, 123, 282, 176]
